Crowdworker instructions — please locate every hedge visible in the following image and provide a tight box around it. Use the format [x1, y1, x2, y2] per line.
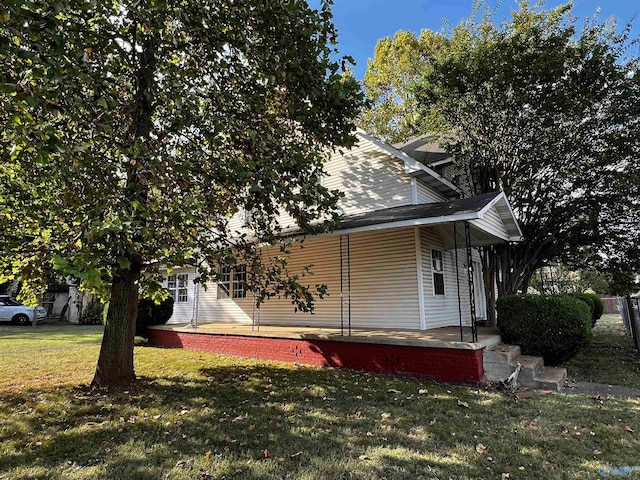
[584, 292, 604, 325]
[497, 294, 592, 365]
[574, 293, 595, 320]
[136, 297, 174, 338]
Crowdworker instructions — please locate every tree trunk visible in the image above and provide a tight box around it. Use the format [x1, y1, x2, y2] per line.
[92, 260, 141, 387]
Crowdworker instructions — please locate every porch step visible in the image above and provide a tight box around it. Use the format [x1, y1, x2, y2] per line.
[483, 345, 567, 391]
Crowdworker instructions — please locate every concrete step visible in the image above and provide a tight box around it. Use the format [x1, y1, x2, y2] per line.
[517, 355, 544, 386]
[484, 344, 521, 365]
[534, 366, 567, 391]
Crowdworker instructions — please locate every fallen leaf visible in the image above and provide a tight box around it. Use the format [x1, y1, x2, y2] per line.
[366, 431, 373, 437]
[381, 412, 392, 419]
[429, 417, 436, 426]
[593, 449, 602, 455]
[457, 399, 469, 408]
[418, 389, 428, 395]
[475, 443, 489, 455]
[388, 389, 401, 394]
[539, 390, 553, 395]
[262, 449, 270, 458]
[624, 426, 634, 433]
[204, 450, 212, 458]
[359, 455, 371, 461]
[515, 391, 535, 400]
[501, 473, 511, 479]
[290, 452, 302, 458]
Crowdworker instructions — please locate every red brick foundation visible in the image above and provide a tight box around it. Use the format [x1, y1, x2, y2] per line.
[148, 329, 486, 385]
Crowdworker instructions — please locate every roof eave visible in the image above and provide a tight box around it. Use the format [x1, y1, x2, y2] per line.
[356, 129, 462, 197]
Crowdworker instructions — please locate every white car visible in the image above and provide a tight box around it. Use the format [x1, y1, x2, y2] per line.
[0, 296, 47, 325]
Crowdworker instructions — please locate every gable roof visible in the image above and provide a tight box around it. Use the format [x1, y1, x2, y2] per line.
[356, 130, 461, 198]
[282, 191, 522, 245]
[336, 191, 521, 240]
[392, 135, 453, 167]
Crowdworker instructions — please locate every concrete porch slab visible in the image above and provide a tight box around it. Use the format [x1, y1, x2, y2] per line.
[151, 323, 501, 351]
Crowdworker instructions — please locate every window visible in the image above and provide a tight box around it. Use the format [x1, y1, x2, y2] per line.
[242, 208, 255, 227]
[217, 266, 231, 299]
[233, 265, 247, 299]
[431, 249, 445, 295]
[217, 265, 246, 299]
[166, 273, 189, 303]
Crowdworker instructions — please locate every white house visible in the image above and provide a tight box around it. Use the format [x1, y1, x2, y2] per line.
[159, 130, 521, 339]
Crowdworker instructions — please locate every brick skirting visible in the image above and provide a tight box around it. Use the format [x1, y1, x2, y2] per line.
[148, 328, 486, 385]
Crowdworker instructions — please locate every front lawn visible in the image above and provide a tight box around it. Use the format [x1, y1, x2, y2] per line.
[0, 324, 639, 480]
[563, 314, 640, 390]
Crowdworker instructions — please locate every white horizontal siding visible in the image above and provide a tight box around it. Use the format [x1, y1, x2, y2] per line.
[415, 179, 448, 203]
[197, 283, 252, 324]
[228, 136, 416, 235]
[198, 228, 420, 330]
[472, 205, 509, 240]
[420, 227, 473, 329]
[326, 138, 414, 215]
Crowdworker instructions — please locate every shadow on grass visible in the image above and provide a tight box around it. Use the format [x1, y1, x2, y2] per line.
[1, 359, 638, 479]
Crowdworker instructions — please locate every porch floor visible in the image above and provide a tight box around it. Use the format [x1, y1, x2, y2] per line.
[151, 323, 501, 351]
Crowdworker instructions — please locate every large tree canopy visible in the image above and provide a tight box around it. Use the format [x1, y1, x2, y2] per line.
[0, 0, 363, 386]
[361, 2, 640, 310]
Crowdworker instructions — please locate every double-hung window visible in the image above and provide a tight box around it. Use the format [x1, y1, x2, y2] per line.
[217, 265, 247, 299]
[431, 249, 445, 295]
[167, 273, 189, 302]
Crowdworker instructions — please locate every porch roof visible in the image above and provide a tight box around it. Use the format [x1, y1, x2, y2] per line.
[331, 191, 522, 244]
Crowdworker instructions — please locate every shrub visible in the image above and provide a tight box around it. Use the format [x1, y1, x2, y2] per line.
[79, 299, 104, 325]
[497, 294, 592, 365]
[574, 293, 595, 320]
[136, 296, 174, 338]
[584, 292, 604, 325]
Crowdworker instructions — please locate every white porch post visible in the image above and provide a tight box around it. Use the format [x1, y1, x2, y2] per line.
[414, 227, 426, 330]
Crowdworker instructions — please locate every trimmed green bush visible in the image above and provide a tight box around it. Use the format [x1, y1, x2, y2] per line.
[136, 297, 174, 338]
[574, 293, 595, 320]
[584, 292, 604, 325]
[497, 294, 592, 365]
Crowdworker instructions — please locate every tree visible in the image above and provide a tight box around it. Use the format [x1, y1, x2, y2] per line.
[0, 0, 363, 387]
[361, 1, 640, 322]
[360, 29, 446, 143]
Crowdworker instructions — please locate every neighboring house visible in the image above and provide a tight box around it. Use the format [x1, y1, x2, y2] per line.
[159, 130, 521, 336]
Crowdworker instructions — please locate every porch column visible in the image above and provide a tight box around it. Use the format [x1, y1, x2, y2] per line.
[453, 222, 464, 342]
[464, 221, 478, 342]
[340, 234, 351, 336]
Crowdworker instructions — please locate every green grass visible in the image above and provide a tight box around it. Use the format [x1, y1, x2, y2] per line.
[563, 314, 640, 389]
[0, 324, 639, 479]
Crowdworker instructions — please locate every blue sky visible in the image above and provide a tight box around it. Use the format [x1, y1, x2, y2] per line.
[323, 0, 640, 79]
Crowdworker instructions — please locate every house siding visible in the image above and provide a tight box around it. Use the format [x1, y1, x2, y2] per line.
[234, 228, 420, 330]
[420, 227, 472, 329]
[166, 228, 422, 329]
[227, 136, 415, 234]
[415, 180, 448, 203]
[326, 139, 414, 216]
[471, 205, 509, 240]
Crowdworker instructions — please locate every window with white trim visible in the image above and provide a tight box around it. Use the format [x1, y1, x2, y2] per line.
[233, 265, 247, 299]
[166, 273, 189, 303]
[431, 249, 445, 295]
[217, 265, 247, 299]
